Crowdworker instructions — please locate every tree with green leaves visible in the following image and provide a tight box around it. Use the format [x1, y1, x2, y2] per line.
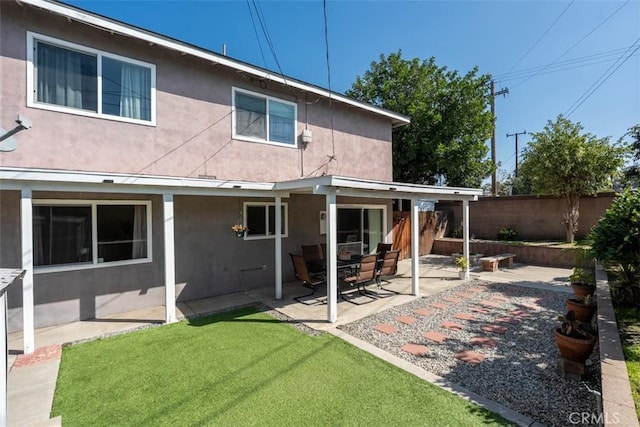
[346, 51, 494, 187]
[622, 124, 640, 188]
[518, 115, 629, 243]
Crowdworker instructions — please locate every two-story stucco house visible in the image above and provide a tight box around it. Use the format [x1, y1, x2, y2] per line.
[0, 0, 480, 354]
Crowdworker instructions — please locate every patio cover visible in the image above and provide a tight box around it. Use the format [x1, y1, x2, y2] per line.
[0, 168, 481, 352]
[273, 175, 482, 323]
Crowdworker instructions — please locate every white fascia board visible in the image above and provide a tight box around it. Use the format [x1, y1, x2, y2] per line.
[21, 0, 410, 128]
[274, 175, 482, 199]
[0, 168, 278, 196]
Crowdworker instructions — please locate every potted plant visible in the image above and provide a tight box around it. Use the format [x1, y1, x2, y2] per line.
[565, 294, 597, 323]
[231, 223, 247, 238]
[553, 310, 596, 363]
[569, 266, 595, 301]
[455, 256, 469, 280]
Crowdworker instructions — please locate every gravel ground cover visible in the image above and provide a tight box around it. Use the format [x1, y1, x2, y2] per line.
[338, 280, 601, 427]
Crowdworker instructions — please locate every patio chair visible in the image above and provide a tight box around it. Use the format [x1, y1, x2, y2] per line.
[290, 253, 325, 305]
[341, 253, 378, 303]
[374, 249, 401, 295]
[375, 243, 393, 259]
[301, 244, 324, 274]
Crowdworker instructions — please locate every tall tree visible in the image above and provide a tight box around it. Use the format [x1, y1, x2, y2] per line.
[622, 124, 640, 188]
[518, 115, 629, 243]
[346, 51, 494, 187]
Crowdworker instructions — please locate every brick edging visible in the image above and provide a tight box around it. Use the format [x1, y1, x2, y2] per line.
[596, 263, 639, 426]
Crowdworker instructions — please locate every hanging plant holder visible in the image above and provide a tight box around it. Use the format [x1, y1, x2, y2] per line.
[231, 223, 247, 238]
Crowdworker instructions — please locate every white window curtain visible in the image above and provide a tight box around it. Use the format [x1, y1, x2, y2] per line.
[131, 205, 146, 259]
[37, 43, 84, 109]
[120, 62, 151, 121]
[268, 100, 295, 144]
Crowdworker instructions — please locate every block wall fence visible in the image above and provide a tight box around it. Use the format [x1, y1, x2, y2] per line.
[436, 193, 616, 241]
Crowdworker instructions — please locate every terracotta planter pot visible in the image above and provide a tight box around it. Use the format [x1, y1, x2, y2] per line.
[566, 298, 597, 323]
[554, 328, 596, 363]
[571, 283, 595, 301]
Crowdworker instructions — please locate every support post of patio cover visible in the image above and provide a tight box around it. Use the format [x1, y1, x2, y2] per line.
[163, 194, 176, 324]
[325, 190, 338, 323]
[20, 188, 35, 354]
[410, 199, 420, 296]
[274, 195, 282, 300]
[462, 199, 470, 280]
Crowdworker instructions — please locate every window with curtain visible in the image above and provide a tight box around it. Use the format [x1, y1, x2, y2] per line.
[33, 201, 151, 269]
[30, 33, 155, 124]
[233, 88, 297, 146]
[244, 202, 288, 239]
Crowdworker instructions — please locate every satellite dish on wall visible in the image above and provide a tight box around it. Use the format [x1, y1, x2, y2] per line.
[0, 115, 32, 152]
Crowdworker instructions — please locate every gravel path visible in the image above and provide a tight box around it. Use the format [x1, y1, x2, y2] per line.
[338, 280, 601, 427]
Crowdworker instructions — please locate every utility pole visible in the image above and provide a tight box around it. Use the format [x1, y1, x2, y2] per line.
[506, 130, 527, 177]
[490, 81, 509, 196]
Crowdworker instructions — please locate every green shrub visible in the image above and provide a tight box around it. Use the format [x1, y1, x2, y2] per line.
[589, 189, 640, 304]
[451, 225, 463, 238]
[497, 227, 518, 241]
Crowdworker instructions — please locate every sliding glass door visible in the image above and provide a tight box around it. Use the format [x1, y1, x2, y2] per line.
[337, 205, 386, 255]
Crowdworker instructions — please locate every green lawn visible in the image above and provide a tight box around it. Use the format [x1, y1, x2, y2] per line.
[615, 306, 640, 420]
[52, 306, 511, 426]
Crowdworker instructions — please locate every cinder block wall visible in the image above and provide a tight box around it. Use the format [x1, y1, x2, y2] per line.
[437, 193, 615, 241]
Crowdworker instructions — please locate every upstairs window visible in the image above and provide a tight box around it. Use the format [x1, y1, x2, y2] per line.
[28, 32, 155, 125]
[233, 88, 296, 146]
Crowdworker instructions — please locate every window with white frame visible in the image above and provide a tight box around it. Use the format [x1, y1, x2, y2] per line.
[244, 202, 288, 239]
[33, 201, 152, 269]
[232, 87, 297, 146]
[27, 32, 155, 125]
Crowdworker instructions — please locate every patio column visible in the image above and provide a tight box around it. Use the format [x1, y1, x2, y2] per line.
[20, 188, 35, 354]
[410, 198, 420, 296]
[325, 189, 338, 323]
[274, 195, 282, 300]
[462, 199, 470, 280]
[163, 194, 177, 324]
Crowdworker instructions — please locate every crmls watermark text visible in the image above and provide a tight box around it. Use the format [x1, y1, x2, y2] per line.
[568, 412, 620, 424]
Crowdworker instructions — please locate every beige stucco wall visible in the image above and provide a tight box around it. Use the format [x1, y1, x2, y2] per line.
[0, 2, 393, 182]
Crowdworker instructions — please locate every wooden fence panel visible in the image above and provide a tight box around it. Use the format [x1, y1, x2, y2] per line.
[392, 211, 446, 260]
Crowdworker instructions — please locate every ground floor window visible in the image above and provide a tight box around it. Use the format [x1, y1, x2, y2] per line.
[33, 200, 151, 270]
[244, 202, 288, 239]
[337, 206, 385, 255]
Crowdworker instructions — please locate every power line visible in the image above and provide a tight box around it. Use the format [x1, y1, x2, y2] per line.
[322, 0, 337, 173]
[506, 0, 631, 89]
[502, 0, 575, 77]
[495, 45, 635, 81]
[245, 0, 268, 68]
[564, 38, 640, 117]
[249, 0, 290, 89]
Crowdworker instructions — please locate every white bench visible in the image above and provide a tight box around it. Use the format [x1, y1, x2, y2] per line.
[479, 253, 516, 272]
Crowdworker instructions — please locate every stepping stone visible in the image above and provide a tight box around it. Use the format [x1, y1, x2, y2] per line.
[395, 316, 418, 325]
[496, 317, 520, 325]
[469, 306, 491, 314]
[430, 302, 449, 310]
[491, 295, 510, 301]
[518, 302, 540, 310]
[470, 336, 499, 347]
[414, 308, 434, 317]
[478, 299, 501, 308]
[401, 343, 429, 356]
[482, 325, 508, 334]
[13, 344, 62, 368]
[444, 296, 462, 304]
[453, 312, 477, 321]
[456, 292, 475, 299]
[454, 350, 485, 364]
[423, 331, 449, 344]
[441, 321, 464, 330]
[374, 324, 399, 335]
[508, 310, 530, 318]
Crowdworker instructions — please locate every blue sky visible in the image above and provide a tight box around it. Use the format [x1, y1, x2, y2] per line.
[64, 0, 639, 182]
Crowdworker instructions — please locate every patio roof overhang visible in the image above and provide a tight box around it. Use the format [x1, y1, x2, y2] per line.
[274, 175, 482, 202]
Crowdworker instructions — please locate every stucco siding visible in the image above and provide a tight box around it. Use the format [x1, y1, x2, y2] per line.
[1, 2, 393, 182]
